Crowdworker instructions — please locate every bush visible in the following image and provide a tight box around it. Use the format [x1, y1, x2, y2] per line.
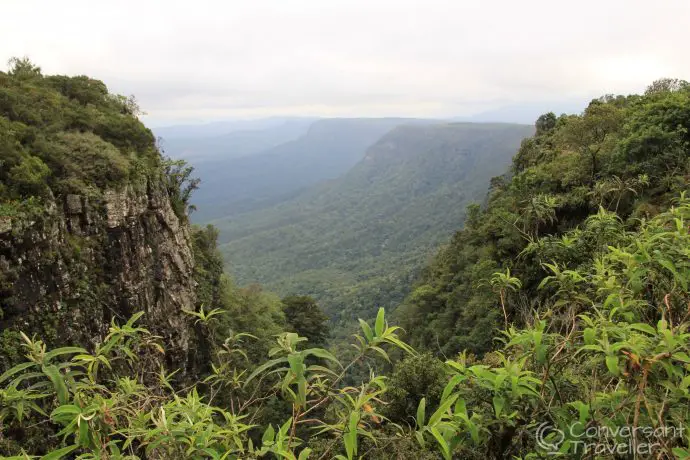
[8, 155, 50, 197]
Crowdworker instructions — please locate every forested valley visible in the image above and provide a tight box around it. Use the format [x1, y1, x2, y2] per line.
[1, 58, 689, 459]
[213, 122, 533, 335]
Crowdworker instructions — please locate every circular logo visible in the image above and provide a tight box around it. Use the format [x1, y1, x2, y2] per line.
[536, 422, 565, 453]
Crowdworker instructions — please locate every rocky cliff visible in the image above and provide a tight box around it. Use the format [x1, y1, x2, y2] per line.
[0, 178, 197, 371]
[0, 62, 199, 372]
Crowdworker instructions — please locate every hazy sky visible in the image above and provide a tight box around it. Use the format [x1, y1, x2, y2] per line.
[2, 0, 688, 126]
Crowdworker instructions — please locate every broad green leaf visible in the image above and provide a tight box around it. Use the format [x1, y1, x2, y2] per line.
[658, 258, 687, 290]
[280, 417, 293, 436]
[125, 311, 145, 327]
[428, 426, 451, 460]
[428, 394, 458, 427]
[416, 397, 426, 429]
[306, 364, 339, 377]
[244, 357, 287, 386]
[78, 417, 90, 447]
[605, 355, 619, 376]
[441, 374, 465, 402]
[672, 447, 690, 458]
[454, 398, 468, 420]
[358, 319, 374, 343]
[383, 336, 416, 355]
[345, 411, 359, 460]
[51, 405, 81, 418]
[415, 430, 426, 447]
[40, 445, 78, 460]
[262, 424, 275, 445]
[298, 447, 312, 460]
[672, 352, 690, 363]
[44, 347, 87, 363]
[374, 308, 385, 336]
[42, 365, 69, 405]
[0, 362, 36, 384]
[368, 345, 390, 363]
[302, 348, 341, 367]
[493, 395, 505, 418]
[288, 353, 305, 376]
[630, 323, 656, 335]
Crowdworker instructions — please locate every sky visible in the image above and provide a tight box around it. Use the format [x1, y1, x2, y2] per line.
[1, 0, 689, 126]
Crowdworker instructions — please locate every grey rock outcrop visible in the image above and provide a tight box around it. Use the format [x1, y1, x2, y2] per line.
[0, 177, 196, 372]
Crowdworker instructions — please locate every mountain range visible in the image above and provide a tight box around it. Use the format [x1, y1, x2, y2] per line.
[160, 118, 446, 221]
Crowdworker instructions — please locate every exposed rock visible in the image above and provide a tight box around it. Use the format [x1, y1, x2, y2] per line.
[104, 187, 148, 228]
[0, 177, 197, 373]
[65, 194, 83, 215]
[0, 217, 10, 234]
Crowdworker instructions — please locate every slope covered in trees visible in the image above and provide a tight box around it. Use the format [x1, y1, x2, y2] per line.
[0, 58, 158, 205]
[183, 118, 438, 221]
[215, 123, 533, 329]
[156, 119, 315, 222]
[399, 79, 690, 356]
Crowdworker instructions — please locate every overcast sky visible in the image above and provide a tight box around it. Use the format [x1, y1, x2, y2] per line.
[2, 0, 688, 126]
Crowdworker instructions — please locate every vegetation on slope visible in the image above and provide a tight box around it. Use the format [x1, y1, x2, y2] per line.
[159, 119, 315, 222]
[216, 123, 533, 333]
[188, 118, 438, 221]
[398, 79, 690, 356]
[0, 58, 158, 211]
[191, 224, 330, 363]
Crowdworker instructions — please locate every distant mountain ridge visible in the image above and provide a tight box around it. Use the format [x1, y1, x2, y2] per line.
[157, 119, 315, 163]
[151, 117, 318, 139]
[187, 117, 442, 221]
[215, 122, 534, 327]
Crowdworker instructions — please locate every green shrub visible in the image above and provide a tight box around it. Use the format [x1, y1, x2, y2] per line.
[8, 155, 50, 197]
[52, 131, 130, 189]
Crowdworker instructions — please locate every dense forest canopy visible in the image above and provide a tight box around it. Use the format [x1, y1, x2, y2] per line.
[1, 61, 689, 459]
[215, 123, 533, 338]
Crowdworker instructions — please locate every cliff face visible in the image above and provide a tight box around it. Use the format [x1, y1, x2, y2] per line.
[0, 65, 205, 372]
[0, 177, 197, 370]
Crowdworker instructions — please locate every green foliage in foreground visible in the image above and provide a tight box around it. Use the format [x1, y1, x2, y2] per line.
[2, 199, 689, 458]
